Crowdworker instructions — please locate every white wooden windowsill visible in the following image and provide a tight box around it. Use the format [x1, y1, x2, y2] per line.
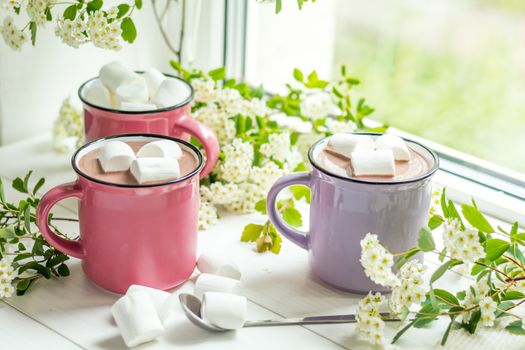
[0, 134, 524, 350]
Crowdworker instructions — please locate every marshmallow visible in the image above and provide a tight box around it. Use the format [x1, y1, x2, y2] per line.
[201, 292, 247, 330]
[375, 134, 411, 161]
[152, 78, 190, 108]
[99, 61, 137, 93]
[119, 102, 158, 112]
[98, 141, 136, 173]
[115, 77, 149, 105]
[111, 291, 164, 348]
[130, 157, 180, 184]
[194, 273, 242, 299]
[126, 285, 172, 324]
[142, 68, 166, 99]
[84, 79, 112, 109]
[197, 254, 241, 280]
[327, 134, 375, 158]
[351, 150, 395, 177]
[137, 140, 183, 160]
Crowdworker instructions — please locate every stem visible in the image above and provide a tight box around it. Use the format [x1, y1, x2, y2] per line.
[152, 0, 181, 59]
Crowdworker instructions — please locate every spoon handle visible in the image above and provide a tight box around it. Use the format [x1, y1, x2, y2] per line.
[244, 313, 402, 327]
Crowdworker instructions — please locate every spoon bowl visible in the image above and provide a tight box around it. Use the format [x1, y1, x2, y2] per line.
[179, 293, 229, 332]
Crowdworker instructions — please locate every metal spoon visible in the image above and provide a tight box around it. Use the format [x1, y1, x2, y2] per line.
[179, 293, 401, 332]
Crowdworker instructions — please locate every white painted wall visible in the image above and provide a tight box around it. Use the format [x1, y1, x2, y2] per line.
[0, 0, 224, 145]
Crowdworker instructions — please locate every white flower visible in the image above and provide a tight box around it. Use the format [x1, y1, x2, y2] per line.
[201, 182, 243, 205]
[480, 312, 495, 327]
[1, 16, 28, 51]
[442, 219, 484, 264]
[269, 113, 312, 133]
[324, 118, 356, 133]
[390, 260, 426, 314]
[219, 138, 254, 183]
[356, 292, 386, 346]
[300, 92, 339, 120]
[26, 0, 48, 25]
[198, 201, 218, 230]
[249, 161, 284, 190]
[193, 103, 236, 145]
[0, 282, 15, 299]
[459, 276, 491, 322]
[53, 98, 84, 152]
[55, 18, 89, 49]
[192, 78, 217, 104]
[0, 0, 19, 12]
[429, 187, 442, 216]
[107, 6, 119, 19]
[259, 132, 291, 163]
[223, 182, 265, 214]
[359, 233, 398, 287]
[87, 11, 122, 51]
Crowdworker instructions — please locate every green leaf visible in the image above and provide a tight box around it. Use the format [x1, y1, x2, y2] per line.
[12, 177, 27, 193]
[268, 225, 282, 254]
[394, 247, 421, 269]
[208, 67, 226, 82]
[46, 254, 69, 268]
[440, 189, 449, 217]
[441, 316, 457, 346]
[0, 177, 5, 202]
[485, 239, 510, 261]
[57, 263, 70, 277]
[506, 320, 525, 335]
[391, 319, 417, 344]
[418, 227, 435, 252]
[470, 262, 486, 276]
[45, 6, 52, 21]
[23, 205, 31, 233]
[496, 301, 515, 318]
[63, 4, 77, 20]
[16, 279, 33, 295]
[293, 68, 304, 82]
[462, 204, 494, 233]
[117, 3, 130, 18]
[121, 17, 137, 43]
[241, 224, 263, 242]
[466, 310, 481, 334]
[86, 0, 103, 13]
[32, 177, 45, 195]
[29, 22, 37, 46]
[502, 291, 525, 301]
[254, 199, 267, 215]
[135, 0, 142, 9]
[282, 207, 302, 228]
[431, 260, 462, 284]
[433, 289, 459, 306]
[290, 185, 310, 203]
[428, 215, 444, 230]
[275, 0, 282, 13]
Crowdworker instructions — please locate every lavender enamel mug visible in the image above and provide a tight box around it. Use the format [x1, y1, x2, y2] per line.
[266, 133, 439, 293]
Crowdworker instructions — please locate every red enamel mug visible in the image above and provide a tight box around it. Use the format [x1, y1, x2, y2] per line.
[36, 134, 207, 293]
[78, 73, 219, 177]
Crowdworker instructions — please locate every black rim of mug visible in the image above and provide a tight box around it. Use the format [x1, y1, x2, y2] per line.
[307, 132, 440, 185]
[71, 133, 204, 188]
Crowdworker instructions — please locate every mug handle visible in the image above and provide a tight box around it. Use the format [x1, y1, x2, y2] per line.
[173, 115, 219, 179]
[36, 182, 85, 259]
[266, 172, 311, 250]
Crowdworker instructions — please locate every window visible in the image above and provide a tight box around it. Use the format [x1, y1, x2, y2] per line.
[243, 0, 525, 176]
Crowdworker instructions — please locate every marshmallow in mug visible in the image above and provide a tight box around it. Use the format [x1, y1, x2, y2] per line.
[137, 140, 183, 160]
[194, 273, 242, 298]
[99, 61, 137, 93]
[197, 253, 242, 280]
[98, 141, 136, 173]
[351, 149, 395, 177]
[126, 285, 172, 324]
[142, 67, 166, 99]
[111, 291, 164, 348]
[201, 292, 247, 330]
[115, 77, 149, 105]
[327, 133, 375, 158]
[130, 157, 181, 184]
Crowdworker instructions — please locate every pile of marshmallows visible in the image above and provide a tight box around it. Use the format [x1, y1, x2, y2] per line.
[99, 139, 182, 184]
[325, 133, 411, 177]
[112, 254, 245, 348]
[84, 61, 188, 111]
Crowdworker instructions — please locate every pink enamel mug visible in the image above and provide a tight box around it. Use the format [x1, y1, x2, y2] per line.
[36, 134, 209, 293]
[78, 73, 219, 177]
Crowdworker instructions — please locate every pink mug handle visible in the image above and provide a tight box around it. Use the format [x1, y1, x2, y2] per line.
[173, 115, 219, 179]
[36, 182, 85, 259]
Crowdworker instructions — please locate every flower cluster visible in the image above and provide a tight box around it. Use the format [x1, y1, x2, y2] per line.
[390, 260, 426, 314]
[26, 0, 48, 25]
[460, 275, 491, 322]
[0, 0, 19, 12]
[52, 98, 84, 152]
[443, 218, 484, 263]
[360, 233, 398, 287]
[0, 16, 27, 51]
[356, 292, 386, 346]
[428, 187, 442, 216]
[0, 259, 16, 299]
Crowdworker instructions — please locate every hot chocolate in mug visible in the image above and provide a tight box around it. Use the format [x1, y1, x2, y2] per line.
[36, 134, 210, 293]
[78, 73, 219, 177]
[266, 133, 439, 293]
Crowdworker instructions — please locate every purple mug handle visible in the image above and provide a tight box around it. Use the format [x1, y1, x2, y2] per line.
[36, 182, 85, 259]
[266, 172, 311, 250]
[173, 115, 219, 179]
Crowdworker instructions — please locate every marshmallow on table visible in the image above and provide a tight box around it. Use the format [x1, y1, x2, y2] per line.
[194, 273, 242, 298]
[351, 149, 395, 177]
[327, 133, 375, 158]
[142, 68, 166, 99]
[137, 140, 183, 160]
[115, 77, 149, 105]
[197, 254, 241, 280]
[126, 285, 172, 324]
[111, 291, 164, 348]
[201, 292, 247, 330]
[99, 61, 137, 93]
[84, 80, 112, 109]
[375, 134, 411, 161]
[152, 78, 189, 108]
[98, 141, 136, 173]
[130, 157, 180, 184]
[119, 102, 158, 112]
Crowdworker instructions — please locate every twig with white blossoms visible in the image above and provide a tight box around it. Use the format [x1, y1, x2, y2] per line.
[356, 188, 525, 347]
[0, 171, 74, 299]
[0, 0, 142, 51]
